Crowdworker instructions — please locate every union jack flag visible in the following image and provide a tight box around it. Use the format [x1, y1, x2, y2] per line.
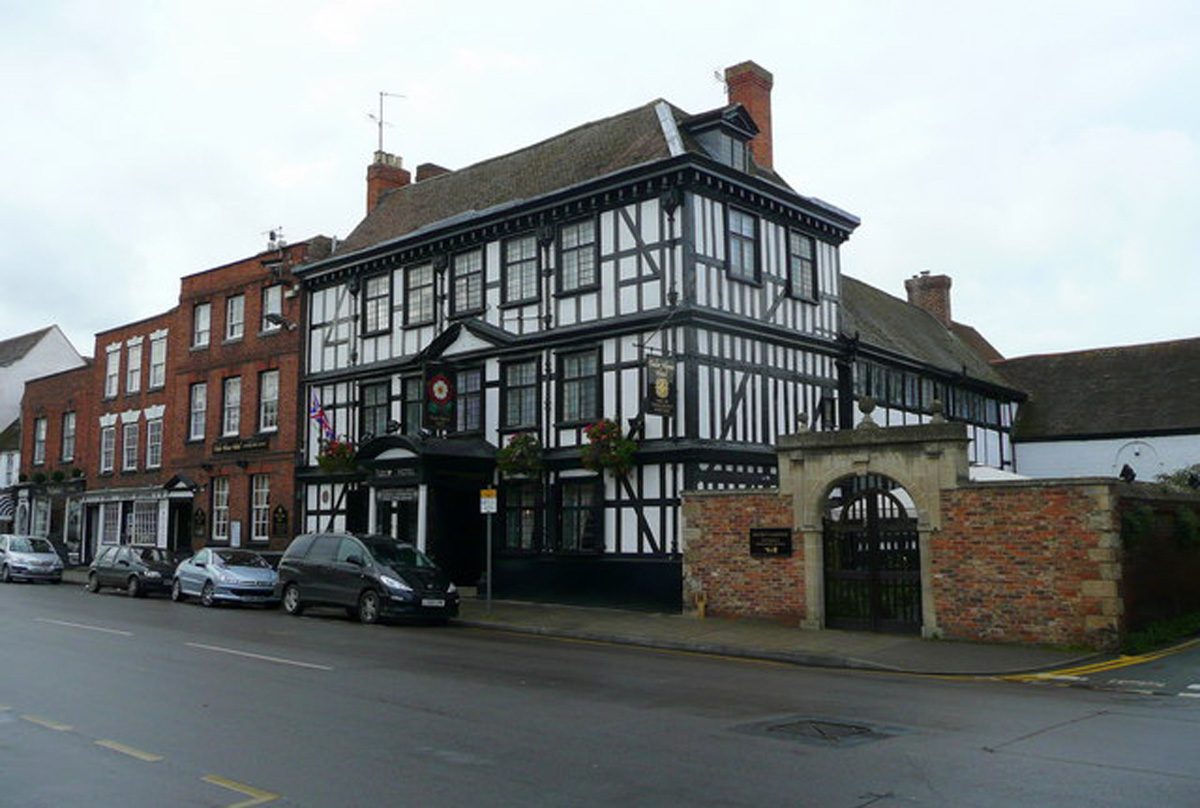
[309, 392, 336, 441]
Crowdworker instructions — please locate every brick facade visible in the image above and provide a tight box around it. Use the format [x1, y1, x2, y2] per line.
[681, 476, 1200, 650]
[934, 482, 1121, 647]
[681, 490, 801, 622]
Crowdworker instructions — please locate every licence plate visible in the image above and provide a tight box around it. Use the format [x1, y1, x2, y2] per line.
[421, 598, 445, 608]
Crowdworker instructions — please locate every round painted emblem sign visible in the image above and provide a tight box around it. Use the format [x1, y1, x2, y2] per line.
[430, 375, 451, 404]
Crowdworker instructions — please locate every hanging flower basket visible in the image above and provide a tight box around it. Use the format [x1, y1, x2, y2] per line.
[580, 418, 638, 477]
[317, 439, 358, 473]
[497, 433, 543, 479]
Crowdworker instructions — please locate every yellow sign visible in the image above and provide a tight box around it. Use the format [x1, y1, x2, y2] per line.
[480, 488, 497, 514]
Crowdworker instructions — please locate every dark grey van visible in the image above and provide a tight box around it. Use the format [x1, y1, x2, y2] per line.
[276, 533, 459, 624]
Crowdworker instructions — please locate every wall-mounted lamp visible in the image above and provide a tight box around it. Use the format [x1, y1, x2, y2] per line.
[264, 313, 298, 331]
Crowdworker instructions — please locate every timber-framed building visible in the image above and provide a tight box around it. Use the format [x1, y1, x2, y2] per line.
[295, 61, 1022, 609]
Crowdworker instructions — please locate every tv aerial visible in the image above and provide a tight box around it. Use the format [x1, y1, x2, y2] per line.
[367, 91, 406, 152]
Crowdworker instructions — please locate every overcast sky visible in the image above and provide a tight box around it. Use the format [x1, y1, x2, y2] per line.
[2, 1, 1196, 360]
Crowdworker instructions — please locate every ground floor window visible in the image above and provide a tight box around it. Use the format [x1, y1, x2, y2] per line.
[212, 477, 230, 542]
[101, 503, 121, 544]
[130, 501, 158, 545]
[32, 498, 50, 537]
[251, 475, 270, 542]
[556, 480, 601, 552]
[503, 483, 540, 550]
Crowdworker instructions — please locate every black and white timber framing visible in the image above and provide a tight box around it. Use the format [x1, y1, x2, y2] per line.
[293, 98, 1023, 609]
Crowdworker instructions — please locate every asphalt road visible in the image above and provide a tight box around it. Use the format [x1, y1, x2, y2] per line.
[2, 581, 1199, 808]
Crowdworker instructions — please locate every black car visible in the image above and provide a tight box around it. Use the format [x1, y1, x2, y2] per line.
[276, 533, 459, 624]
[87, 545, 176, 597]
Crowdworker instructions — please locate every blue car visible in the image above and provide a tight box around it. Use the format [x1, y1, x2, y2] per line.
[171, 548, 279, 607]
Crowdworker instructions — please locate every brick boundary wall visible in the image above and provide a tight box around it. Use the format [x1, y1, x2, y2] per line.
[681, 489, 802, 622]
[934, 482, 1122, 649]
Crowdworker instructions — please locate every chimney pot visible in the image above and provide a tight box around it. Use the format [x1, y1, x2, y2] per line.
[724, 60, 774, 170]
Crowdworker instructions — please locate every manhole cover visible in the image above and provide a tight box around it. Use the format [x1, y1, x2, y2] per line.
[736, 717, 896, 747]
[768, 720, 877, 742]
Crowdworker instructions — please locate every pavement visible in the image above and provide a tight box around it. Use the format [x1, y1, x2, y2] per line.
[62, 567, 1097, 676]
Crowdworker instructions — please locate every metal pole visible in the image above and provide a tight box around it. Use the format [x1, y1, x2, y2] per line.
[486, 511, 493, 615]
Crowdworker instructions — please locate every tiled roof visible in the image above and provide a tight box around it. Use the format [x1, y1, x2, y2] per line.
[995, 338, 1200, 439]
[0, 327, 53, 367]
[0, 418, 19, 451]
[840, 276, 1011, 387]
[334, 101, 796, 258]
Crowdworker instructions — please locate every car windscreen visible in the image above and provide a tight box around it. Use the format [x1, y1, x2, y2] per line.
[365, 542, 437, 569]
[10, 535, 53, 554]
[213, 550, 269, 568]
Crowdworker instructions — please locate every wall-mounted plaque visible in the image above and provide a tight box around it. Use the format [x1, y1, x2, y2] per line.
[750, 527, 792, 557]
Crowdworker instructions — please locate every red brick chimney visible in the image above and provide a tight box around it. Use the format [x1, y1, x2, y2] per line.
[904, 271, 953, 327]
[415, 162, 451, 182]
[366, 151, 411, 214]
[724, 61, 774, 171]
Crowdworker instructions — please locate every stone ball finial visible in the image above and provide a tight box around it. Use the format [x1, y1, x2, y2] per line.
[856, 395, 878, 430]
[929, 398, 946, 423]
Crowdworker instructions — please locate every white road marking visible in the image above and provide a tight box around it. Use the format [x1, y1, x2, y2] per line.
[35, 618, 133, 636]
[21, 714, 72, 731]
[96, 739, 164, 762]
[1179, 692, 1200, 699]
[186, 643, 333, 671]
[203, 774, 280, 807]
[1186, 684, 1200, 691]
[1104, 678, 1166, 689]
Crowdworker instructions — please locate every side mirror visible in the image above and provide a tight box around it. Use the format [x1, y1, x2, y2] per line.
[345, 554, 365, 567]
[195, 561, 206, 568]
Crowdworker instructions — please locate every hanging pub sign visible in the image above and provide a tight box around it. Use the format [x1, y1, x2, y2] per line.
[423, 363, 456, 432]
[645, 356, 676, 417]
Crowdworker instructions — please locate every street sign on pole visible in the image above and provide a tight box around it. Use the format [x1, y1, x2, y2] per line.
[481, 488, 497, 613]
[480, 488, 497, 513]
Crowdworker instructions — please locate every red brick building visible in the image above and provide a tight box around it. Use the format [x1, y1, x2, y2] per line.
[19, 237, 330, 561]
[171, 238, 327, 553]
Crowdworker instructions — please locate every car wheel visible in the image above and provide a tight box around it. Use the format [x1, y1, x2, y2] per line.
[282, 583, 304, 616]
[126, 576, 141, 598]
[357, 589, 381, 624]
[171, 578, 186, 602]
[201, 581, 216, 608]
[86, 572, 100, 593]
[0, 565, 10, 583]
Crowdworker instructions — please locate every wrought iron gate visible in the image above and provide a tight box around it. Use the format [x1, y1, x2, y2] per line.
[823, 476, 921, 633]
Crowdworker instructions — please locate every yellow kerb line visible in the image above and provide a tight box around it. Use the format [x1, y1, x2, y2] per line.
[203, 775, 280, 807]
[95, 739, 164, 762]
[1006, 637, 1200, 681]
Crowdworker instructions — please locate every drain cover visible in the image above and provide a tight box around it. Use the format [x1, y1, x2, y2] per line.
[768, 719, 878, 742]
[737, 717, 895, 747]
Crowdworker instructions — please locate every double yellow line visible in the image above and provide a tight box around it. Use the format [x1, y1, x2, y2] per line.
[1006, 637, 1200, 682]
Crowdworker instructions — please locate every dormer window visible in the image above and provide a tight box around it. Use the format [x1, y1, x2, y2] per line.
[682, 105, 759, 172]
[697, 130, 749, 171]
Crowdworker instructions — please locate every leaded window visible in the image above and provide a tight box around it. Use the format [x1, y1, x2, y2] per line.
[456, 368, 483, 433]
[788, 231, 818, 302]
[503, 235, 538, 303]
[559, 219, 597, 292]
[504, 483, 539, 550]
[559, 350, 599, 424]
[503, 360, 538, 429]
[402, 377, 423, 434]
[405, 264, 434, 325]
[557, 480, 600, 552]
[452, 250, 483, 314]
[362, 274, 391, 334]
[361, 381, 390, 440]
[727, 208, 758, 282]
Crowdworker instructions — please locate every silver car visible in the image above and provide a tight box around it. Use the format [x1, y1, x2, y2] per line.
[171, 548, 279, 607]
[0, 535, 64, 584]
